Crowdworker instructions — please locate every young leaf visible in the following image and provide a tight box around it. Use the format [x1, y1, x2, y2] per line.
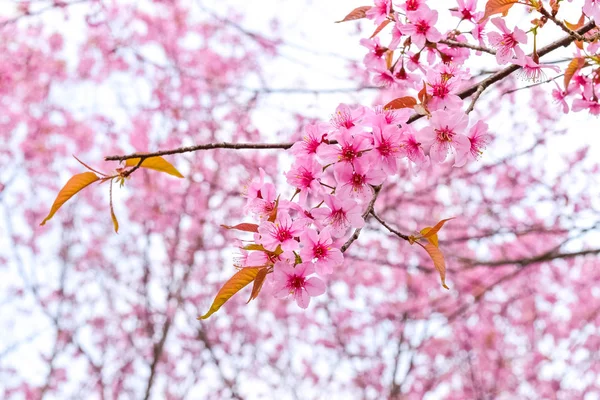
[335, 6, 371, 23]
[221, 223, 259, 233]
[124, 156, 184, 178]
[109, 179, 119, 233]
[564, 58, 585, 91]
[40, 172, 100, 226]
[479, 0, 518, 22]
[198, 267, 264, 319]
[370, 19, 391, 39]
[419, 242, 449, 289]
[384, 96, 417, 110]
[247, 267, 269, 303]
[420, 218, 454, 239]
[420, 227, 438, 247]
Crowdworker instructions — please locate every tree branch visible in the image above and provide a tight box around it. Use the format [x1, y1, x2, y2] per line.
[438, 39, 496, 55]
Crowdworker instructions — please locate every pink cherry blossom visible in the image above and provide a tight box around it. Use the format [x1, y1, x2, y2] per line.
[516, 56, 560, 83]
[399, 127, 429, 168]
[419, 110, 470, 164]
[312, 194, 365, 238]
[272, 261, 326, 308]
[366, 0, 392, 25]
[290, 122, 327, 158]
[454, 120, 492, 167]
[285, 156, 323, 204]
[258, 212, 304, 252]
[370, 122, 404, 174]
[487, 18, 527, 65]
[318, 126, 370, 165]
[334, 160, 386, 200]
[402, 7, 442, 48]
[300, 228, 343, 276]
[583, 0, 600, 22]
[450, 0, 480, 22]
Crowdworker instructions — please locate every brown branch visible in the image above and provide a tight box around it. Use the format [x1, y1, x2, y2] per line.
[438, 39, 496, 55]
[370, 210, 410, 241]
[341, 184, 382, 253]
[406, 20, 598, 124]
[105, 142, 294, 162]
[538, 7, 600, 43]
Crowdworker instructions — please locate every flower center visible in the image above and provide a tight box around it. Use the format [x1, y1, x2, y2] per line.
[415, 20, 429, 35]
[275, 225, 292, 242]
[435, 127, 454, 142]
[289, 275, 305, 292]
[313, 244, 327, 259]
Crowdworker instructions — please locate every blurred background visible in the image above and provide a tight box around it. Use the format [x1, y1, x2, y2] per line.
[1, 0, 600, 398]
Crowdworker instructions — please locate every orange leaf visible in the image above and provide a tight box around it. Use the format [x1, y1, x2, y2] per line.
[335, 6, 371, 23]
[420, 242, 449, 289]
[109, 179, 119, 233]
[370, 19, 391, 38]
[384, 96, 417, 110]
[421, 218, 454, 239]
[243, 244, 266, 251]
[40, 172, 100, 226]
[420, 227, 439, 247]
[385, 50, 394, 70]
[124, 156, 183, 178]
[247, 267, 269, 303]
[564, 57, 585, 90]
[564, 13, 585, 30]
[479, 0, 518, 22]
[198, 267, 264, 319]
[221, 223, 259, 233]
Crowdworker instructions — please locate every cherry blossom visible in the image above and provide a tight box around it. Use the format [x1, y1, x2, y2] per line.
[299, 228, 343, 276]
[272, 261, 326, 308]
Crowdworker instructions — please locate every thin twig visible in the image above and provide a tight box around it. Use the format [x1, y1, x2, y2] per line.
[341, 185, 382, 253]
[438, 39, 496, 55]
[370, 210, 410, 241]
[105, 142, 294, 162]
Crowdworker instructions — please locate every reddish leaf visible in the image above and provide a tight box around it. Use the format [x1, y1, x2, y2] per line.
[124, 156, 184, 178]
[370, 19, 391, 39]
[564, 57, 585, 90]
[385, 50, 394, 70]
[267, 195, 280, 223]
[335, 6, 371, 23]
[198, 267, 264, 319]
[40, 172, 100, 226]
[479, 0, 518, 22]
[247, 267, 269, 303]
[419, 242, 450, 289]
[221, 223, 259, 233]
[384, 96, 417, 110]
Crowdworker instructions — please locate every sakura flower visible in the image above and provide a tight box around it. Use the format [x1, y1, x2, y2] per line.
[454, 120, 492, 167]
[402, 7, 442, 48]
[360, 37, 388, 66]
[330, 103, 363, 131]
[312, 194, 365, 238]
[426, 64, 465, 111]
[369, 58, 400, 89]
[318, 127, 370, 165]
[272, 261, 326, 309]
[258, 212, 304, 252]
[419, 110, 470, 164]
[285, 156, 323, 205]
[290, 122, 328, 158]
[370, 123, 403, 174]
[516, 56, 560, 83]
[399, 127, 428, 168]
[572, 98, 600, 115]
[401, 0, 424, 12]
[244, 168, 277, 219]
[366, 0, 392, 25]
[300, 228, 343, 276]
[583, 0, 600, 22]
[450, 0, 480, 22]
[551, 82, 569, 114]
[487, 18, 527, 65]
[334, 160, 386, 201]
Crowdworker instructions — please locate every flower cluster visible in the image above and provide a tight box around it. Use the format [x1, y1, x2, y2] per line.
[238, 103, 489, 308]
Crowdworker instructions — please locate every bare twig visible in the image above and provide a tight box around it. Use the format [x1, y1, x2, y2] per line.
[341, 185, 382, 253]
[438, 39, 496, 55]
[370, 210, 410, 241]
